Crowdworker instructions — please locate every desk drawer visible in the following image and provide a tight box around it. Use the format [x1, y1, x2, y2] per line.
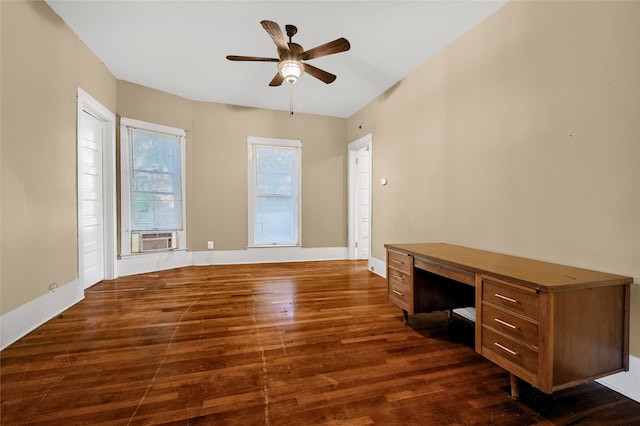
[483, 278, 539, 320]
[389, 269, 410, 288]
[482, 304, 538, 346]
[414, 257, 475, 286]
[482, 327, 538, 375]
[388, 250, 412, 274]
[388, 270, 411, 310]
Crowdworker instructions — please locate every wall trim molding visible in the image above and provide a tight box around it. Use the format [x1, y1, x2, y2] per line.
[3, 250, 637, 403]
[369, 256, 387, 278]
[192, 246, 348, 266]
[117, 247, 350, 277]
[118, 250, 194, 277]
[2, 247, 349, 349]
[1, 279, 84, 351]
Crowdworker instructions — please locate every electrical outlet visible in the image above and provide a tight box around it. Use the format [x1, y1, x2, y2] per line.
[207, 241, 214, 250]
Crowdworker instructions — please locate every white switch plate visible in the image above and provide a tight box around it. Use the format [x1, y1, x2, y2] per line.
[207, 241, 214, 250]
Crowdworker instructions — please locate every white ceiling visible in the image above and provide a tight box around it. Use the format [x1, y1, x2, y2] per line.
[45, 1, 506, 118]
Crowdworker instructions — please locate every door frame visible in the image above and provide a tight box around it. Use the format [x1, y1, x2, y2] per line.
[347, 133, 372, 261]
[77, 87, 117, 286]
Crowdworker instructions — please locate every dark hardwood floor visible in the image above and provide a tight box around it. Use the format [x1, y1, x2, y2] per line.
[1, 261, 639, 425]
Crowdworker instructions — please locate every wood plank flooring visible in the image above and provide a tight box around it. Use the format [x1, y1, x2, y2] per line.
[2, 260, 639, 425]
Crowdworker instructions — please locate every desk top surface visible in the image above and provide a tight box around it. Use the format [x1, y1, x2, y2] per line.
[385, 243, 633, 292]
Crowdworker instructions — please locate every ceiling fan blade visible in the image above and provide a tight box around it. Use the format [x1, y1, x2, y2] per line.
[301, 38, 350, 60]
[261, 20, 290, 54]
[269, 72, 285, 87]
[302, 63, 337, 84]
[226, 55, 279, 62]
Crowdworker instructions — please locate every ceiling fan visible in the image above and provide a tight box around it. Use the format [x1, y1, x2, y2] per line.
[226, 20, 350, 86]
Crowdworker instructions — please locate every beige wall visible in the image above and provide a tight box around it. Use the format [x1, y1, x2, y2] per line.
[2, 0, 637, 362]
[117, 80, 194, 132]
[118, 82, 348, 251]
[1, 1, 116, 314]
[348, 1, 640, 355]
[1, 1, 348, 316]
[190, 102, 347, 250]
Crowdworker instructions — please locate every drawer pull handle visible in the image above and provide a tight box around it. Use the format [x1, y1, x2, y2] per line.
[494, 318, 517, 329]
[494, 342, 518, 356]
[392, 289, 404, 296]
[494, 293, 518, 304]
[392, 274, 404, 281]
[392, 259, 404, 265]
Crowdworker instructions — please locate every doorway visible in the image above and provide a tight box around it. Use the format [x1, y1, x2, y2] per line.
[77, 88, 117, 288]
[348, 134, 372, 261]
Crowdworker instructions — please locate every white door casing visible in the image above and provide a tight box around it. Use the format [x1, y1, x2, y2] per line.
[77, 88, 117, 288]
[348, 134, 372, 261]
[356, 146, 370, 259]
[79, 111, 104, 287]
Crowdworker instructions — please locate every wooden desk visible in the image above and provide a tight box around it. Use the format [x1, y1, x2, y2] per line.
[385, 243, 632, 397]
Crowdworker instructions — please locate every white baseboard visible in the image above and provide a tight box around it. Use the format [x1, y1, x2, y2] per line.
[4, 251, 639, 404]
[597, 355, 640, 403]
[1, 278, 84, 350]
[118, 250, 193, 276]
[118, 247, 349, 275]
[192, 246, 348, 266]
[1, 247, 346, 350]
[369, 256, 387, 278]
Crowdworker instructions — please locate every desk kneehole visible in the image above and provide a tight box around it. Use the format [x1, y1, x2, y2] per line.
[414, 257, 475, 286]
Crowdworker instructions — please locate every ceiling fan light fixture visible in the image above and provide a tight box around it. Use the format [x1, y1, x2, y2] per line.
[278, 60, 302, 84]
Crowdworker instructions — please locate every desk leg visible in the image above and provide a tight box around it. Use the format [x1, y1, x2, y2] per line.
[509, 373, 520, 400]
[402, 310, 409, 325]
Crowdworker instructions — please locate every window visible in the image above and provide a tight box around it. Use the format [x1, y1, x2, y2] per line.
[247, 137, 301, 247]
[120, 118, 186, 255]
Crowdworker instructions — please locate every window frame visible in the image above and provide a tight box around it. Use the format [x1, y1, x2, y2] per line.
[120, 117, 187, 256]
[247, 136, 302, 248]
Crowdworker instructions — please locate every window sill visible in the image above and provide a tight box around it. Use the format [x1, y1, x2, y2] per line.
[120, 248, 187, 258]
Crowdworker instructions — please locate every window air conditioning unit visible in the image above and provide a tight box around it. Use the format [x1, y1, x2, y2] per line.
[131, 231, 177, 253]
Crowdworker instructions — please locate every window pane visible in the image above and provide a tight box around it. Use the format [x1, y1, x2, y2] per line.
[131, 194, 181, 231]
[132, 171, 180, 194]
[249, 138, 300, 247]
[255, 197, 295, 244]
[130, 129, 182, 230]
[131, 130, 181, 173]
[255, 146, 294, 196]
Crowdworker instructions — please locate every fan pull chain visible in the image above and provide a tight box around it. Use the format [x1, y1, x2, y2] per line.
[289, 83, 294, 116]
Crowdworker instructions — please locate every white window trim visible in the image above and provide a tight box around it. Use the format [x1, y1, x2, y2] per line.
[247, 136, 302, 248]
[120, 117, 187, 256]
